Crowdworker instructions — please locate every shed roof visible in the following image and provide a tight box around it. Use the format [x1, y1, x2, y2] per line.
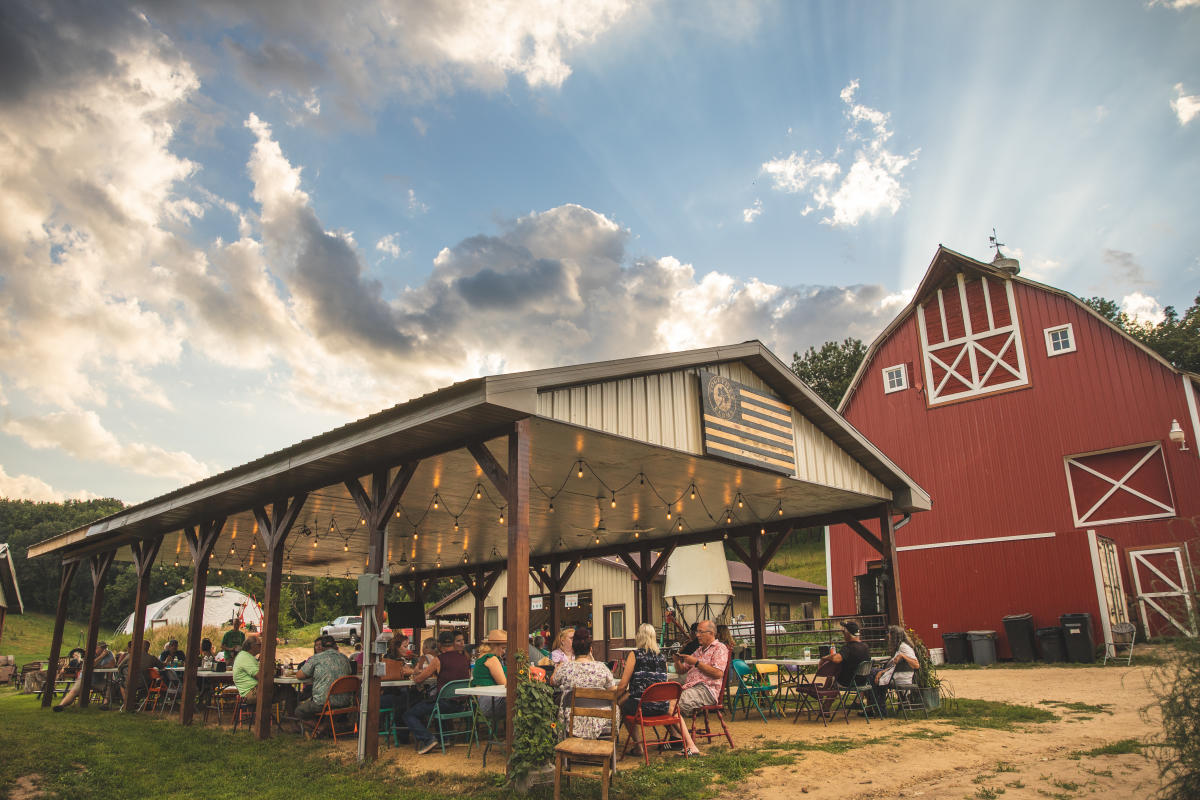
[0, 543, 24, 614]
[28, 341, 928, 579]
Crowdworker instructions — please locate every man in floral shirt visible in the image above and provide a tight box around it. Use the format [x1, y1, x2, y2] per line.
[295, 634, 353, 720]
[678, 619, 728, 715]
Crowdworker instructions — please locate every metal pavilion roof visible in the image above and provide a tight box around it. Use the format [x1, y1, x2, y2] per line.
[28, 341, 929, 579]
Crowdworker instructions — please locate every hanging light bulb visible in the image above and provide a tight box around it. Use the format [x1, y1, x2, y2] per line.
[476, 485, 482, 500]
[760, 527, 766, 536]
[454, 518, 459, 531]
[499, 510, 505, 525]
[549, 501, 555, 513]
[360, 518, 366, 526]
[217, 569, 223, 576]
[343, 544, 349, 552]
[594, 535, 601, 545]
[778, 504, 784, 516]
[173, 559, 179, 567]
[329, 520, 335, 531]
[666, 506, 672, 520]
[690, 484, 696, 501]
[312, 539, 318, 548]
[722, 532, 728, 541]
[611, 493, 617, 509]
[633, 530, 640, 539]
[677, 519, 683, 532]
[702, 542, 707, 550]
[412, 531, 419, 541]
[726, 512, 733, 524]
[462, 552, 468, 563]
[737, 495, 744, 509]
[432, 496, 439, 510]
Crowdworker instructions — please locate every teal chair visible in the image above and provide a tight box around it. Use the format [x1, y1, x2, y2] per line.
[428, 679, 478, 753]
[730, 659, 780, 722]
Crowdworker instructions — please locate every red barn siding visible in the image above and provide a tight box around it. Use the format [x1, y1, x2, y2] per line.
[833, 274, 1200, 657]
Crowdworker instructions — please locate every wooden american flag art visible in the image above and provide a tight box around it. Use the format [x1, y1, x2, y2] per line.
[698, 371, 797, 475]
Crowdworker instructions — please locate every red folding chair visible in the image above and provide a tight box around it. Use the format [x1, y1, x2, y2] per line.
[686, 658, 734, 749]
[139, 667, 164, 712]
[792, 660, 844, 726]
[624, 681, 685, 765]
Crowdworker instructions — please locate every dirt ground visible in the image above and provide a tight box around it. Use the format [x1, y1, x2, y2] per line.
[278, 645, 1167, 799]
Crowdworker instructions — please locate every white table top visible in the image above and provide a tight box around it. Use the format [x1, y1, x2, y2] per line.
[196, 671, 232, 679]
[93, 668, 118, 674]
[745, 658, 820, 668]
[457, 684, 506, 697]
[610, 647, 637, 652]
[274, 676, 311, 685]
[381, 680, 414, 688]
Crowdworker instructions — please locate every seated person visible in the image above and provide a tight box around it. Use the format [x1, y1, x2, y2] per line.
[233, 635, 262, 700]
[54, 641, 116, 711]
[820, 620, 871, 688]
[199, 638, 217, 671]
[472, 629, 508, 717]
[868, 625, 919, 715]
[295, 635, 353, 720]
[616, 623, 669, 750]
[549, 628, 574, 666]
[675, 620, 725, 757]
[672, 622, 701, 674]
[160, 639, 186, 666]
[403, 630, 471, 755]
[550, 627, 616, 740]
[118, 640, 165, 705]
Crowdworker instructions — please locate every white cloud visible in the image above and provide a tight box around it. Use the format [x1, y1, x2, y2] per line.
[407, 189, 429, 215]
[742, 199, 763, 223]
[1171, 83, 1200, 125]
[0, 464, 100, 502]
[376, 233, 407, 258]
[4, 411, 213, 484]
[1121, 292, 1166, 326]
[761, 80, 917, 226]
[1149, 0, 1200, 8]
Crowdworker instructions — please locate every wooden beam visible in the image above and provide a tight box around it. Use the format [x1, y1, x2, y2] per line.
[843, 517, 886, 556]
[879, 506, 903, 626]
[180, 518, 224, 723]
[42, 560, 80, 707]
[548, 562, 560, 638]
[748, 535, 767, 659]
[725, 537, 751, 567]
[251, 494, 306, 740]
[79, 550, 116, 708]
[761, 528, 793, 567]
[467, 441, 509, 500]
[124, 537, 163, 713]
[504, 420, 530, 763]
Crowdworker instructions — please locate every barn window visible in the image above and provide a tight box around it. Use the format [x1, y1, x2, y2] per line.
[1044, 324, 1075, 356]
[1064, 442, 1176, 527]
[917, 273, 1030, 406]
[882, 364, 908, 393]
[768, 602, 790, 621]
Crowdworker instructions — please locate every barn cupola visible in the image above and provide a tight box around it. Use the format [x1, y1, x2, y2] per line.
[991, 248, 1020, 276]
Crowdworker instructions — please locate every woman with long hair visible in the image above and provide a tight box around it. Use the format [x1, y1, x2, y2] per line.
[550, 627, 574, 666]
[615, 623, 669, 750]
[869, 625, 919, 715]
[471, 629, 508, 716]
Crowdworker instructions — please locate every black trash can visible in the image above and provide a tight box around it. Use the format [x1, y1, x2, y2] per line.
[1036, 626, 1066, 663]
[1060, 613, 1096, 663]
[1003, 613, 1037, 662]
[968, 630, 998, 666]
[942, 632, 969, 664]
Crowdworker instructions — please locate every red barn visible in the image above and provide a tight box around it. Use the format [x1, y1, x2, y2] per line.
[828, 246, 1199, 659]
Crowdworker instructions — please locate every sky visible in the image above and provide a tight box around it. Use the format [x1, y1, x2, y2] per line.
[0, 0, 1197, 505]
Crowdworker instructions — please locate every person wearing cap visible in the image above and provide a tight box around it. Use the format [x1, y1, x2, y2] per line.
[472, 629, 508, 717]
[160, 639, 185, 666]
[221, 619, 245, 665]
[821, 620, 871, 688]
[404, 629, 471, 754]
[53, 640, 116, 711]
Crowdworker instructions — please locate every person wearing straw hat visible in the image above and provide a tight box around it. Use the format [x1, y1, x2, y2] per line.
[472, 629, 508, 717]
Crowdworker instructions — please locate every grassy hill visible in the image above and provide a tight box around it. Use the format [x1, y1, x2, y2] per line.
[752, 529, 829, 615]
[2, 612, 117, 667]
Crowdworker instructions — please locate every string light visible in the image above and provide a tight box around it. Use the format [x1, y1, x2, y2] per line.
[666, 506, 672, 520]
[476, 485, 483, 500]
[690, 484, 696, 501]
[702, 541, 707, 550]
[499, 510, 505, 525]
[677, 518, 683, 532]
[577, 460, 584, 479]
[453, 518, 459, 531]
[432, 496, 439, 510]
[737, 494, 744, 509]
[610, 493, 617, 509]
[549, 501, 554, 513]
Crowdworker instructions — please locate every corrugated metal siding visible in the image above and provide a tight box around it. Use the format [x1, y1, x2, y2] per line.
[537, 360, 889, 497]
[833, 278, 1200, 656]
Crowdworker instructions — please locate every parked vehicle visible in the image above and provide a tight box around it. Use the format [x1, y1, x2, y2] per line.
[321, 615, 364, 644]
[727, 620, 786, 656]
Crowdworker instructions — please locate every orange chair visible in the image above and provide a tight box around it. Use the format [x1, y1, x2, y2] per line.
[624, 681, 685, 765]
[305, 675, 361, 742]
[139, 667, 164, 712]
[231, 691, 256, 731]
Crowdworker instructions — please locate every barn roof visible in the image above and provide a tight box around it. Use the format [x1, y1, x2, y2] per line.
[839, 246, 1200, 412]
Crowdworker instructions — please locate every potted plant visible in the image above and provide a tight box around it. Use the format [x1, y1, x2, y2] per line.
[909, 628, 943, 710]
[507, 652, 557, 790]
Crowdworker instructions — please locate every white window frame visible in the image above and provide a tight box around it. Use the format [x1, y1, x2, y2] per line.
[1044, 323, 1076, 356]
[882, 363, 908, 394]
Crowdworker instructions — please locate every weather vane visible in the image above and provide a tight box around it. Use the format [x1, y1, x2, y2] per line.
[988, 228, 1006, 256]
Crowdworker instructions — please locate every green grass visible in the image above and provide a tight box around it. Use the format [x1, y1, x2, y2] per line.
[1071, 739, 1146, 757]
[1037, 700, 1112, 715]
[2, 612, 117, 666]
[928, 699, 1057, 730]
[0, 693, 790, 800]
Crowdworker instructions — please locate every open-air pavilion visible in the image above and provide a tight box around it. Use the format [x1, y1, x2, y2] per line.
[27, 340, 929, 763]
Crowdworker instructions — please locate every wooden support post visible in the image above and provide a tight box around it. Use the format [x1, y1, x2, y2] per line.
[548, 562, 561, 638]
[43, 560, 80, 707]
[878, 506, 903, 626]
[504, 420, 530, 759]
[748, 536, 768, 659]
[125, 537, 164, 712]
[180, 519, 224, 723]
[79, 550, 116, 708]
[638, 544, 652, 627]
[462, 567, 501, 644]
[251, 495, 307, 740]
[346, 464, 416, 763]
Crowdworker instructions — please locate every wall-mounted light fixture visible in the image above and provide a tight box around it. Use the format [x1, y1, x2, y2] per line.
[1169, 419, 1188, 451]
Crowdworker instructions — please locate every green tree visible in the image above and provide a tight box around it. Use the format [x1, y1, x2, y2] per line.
[1084, 294, 1200, 373]
[791, 337, 867, 408]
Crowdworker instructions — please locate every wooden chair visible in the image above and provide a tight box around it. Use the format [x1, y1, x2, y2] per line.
[554, 687, 620, 800]
[306, 675, 361, 742]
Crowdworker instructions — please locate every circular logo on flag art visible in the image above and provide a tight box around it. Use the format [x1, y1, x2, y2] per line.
[705, 374, 740, 420]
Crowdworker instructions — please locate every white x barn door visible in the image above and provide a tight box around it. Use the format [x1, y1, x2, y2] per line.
[1129, 547, 1195, 638]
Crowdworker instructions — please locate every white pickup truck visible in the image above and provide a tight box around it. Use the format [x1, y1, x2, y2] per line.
[320, 615, 363, 644]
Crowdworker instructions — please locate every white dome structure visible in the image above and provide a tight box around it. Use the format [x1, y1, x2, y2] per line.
[663, 544, 734, 625]
[118, 585, 263, 634]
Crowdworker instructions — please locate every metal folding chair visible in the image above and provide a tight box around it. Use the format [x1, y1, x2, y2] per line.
[1104, 622, 1136, 665]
